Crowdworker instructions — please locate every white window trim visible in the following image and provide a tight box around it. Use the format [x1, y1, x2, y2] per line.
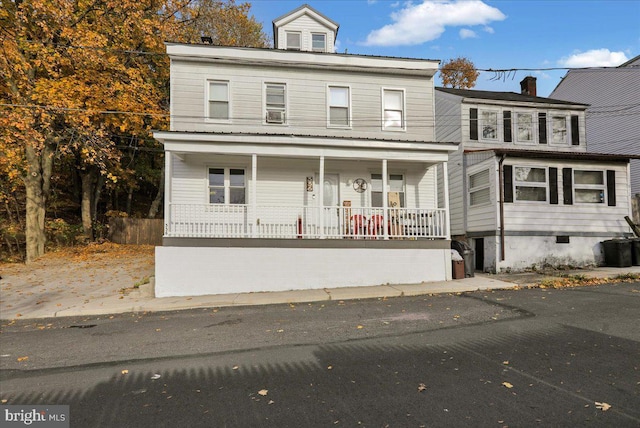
[205, 79, 231, 124]
[468, 168, 491, 207]
[327, 84, 352, 129]
[381, 87, 407, 132]
[285, 31, 301, 50]
[549, 113, 569, 146]
[513, 165, 548, 203]
[514, 111, 536, 145]
[370, 172, 406, 208]
[311, 32, 327, 52]
[573, 169, 606, 204]
[479, 109, 499, 142]
[206, 166, 247, 205]
[263, 81, 288, 126]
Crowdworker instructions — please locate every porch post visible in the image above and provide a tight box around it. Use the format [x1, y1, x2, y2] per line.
[382, 159, 389, 240]
[164, 151, 172, 237]
[319, 156, 325, 238]
[442, 161, 451, 239]
[251, 154, 257, 238]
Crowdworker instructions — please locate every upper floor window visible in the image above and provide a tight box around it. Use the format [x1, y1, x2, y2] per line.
[514, 166, 547, 202]
[383, 89, 405, 131]
[481, 111, 498, 140]
[469, 169, 490, 206]
[328, 86, 350, 127]
[207, 81, 229, 120]
[551, 115, 567, 144]
[516, 113, 534, 143]
[286, 32, 301, 50]
[265, 83, 286, 124]
[312, 33, 326, 51]
[574, 170, 604, 203]
[208, 168, 245, 204]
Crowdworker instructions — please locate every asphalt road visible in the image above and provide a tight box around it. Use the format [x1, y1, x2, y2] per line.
[1, 282, 639, 427]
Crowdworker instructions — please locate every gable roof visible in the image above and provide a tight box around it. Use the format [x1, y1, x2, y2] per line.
[272, 4, 340, 46]
[618, 54, 640, 68]
[436, 87, 587, 107]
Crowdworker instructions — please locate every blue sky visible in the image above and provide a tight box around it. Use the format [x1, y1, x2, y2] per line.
[249, 0, 640, 97]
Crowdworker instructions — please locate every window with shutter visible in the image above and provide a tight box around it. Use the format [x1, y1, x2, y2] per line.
[469, 108, 478, 140]
[538, 112, 547, 144]
[503, 111, 512, 143]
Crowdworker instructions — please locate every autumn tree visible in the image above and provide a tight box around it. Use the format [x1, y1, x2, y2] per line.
[1, 0, 269, 261]
[439, 57, 480, 89]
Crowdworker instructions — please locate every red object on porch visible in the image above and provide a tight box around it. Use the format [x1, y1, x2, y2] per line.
[368, 215, 385, 237]
[351, 215, 366, 236]
[297, 216, 303, 238]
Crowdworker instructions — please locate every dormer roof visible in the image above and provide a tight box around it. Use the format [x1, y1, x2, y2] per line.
[272, 4, 339, 48]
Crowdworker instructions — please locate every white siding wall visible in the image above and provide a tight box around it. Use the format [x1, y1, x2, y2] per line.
[503, 159, 630, 234]
[169, 155, 438, 209]
[466, 158, 498, 233]
[447, 148, 465, 236]
[276, 15, 335, 52]
[170, 60, 435, 142]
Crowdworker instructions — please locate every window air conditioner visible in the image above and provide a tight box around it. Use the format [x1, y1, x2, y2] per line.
[266, 110, 285, 124]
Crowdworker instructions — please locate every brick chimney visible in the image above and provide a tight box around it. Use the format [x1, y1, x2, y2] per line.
[520, 76, 537, 97]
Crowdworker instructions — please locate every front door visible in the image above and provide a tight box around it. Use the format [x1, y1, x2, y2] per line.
[320, 174, 340, 236]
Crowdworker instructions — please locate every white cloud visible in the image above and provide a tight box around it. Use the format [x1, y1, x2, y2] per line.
[363, 0, 506, 46]
[390, 1, 401, 7]
[459, 28, 477, 39]
[558, 49, 629, 68]
[483, 26, 494, 34]
[367, 0, 377, 4]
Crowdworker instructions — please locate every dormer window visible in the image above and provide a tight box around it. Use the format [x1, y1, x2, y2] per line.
[286, 32, 301, 50]
[312, 33, 326, 52]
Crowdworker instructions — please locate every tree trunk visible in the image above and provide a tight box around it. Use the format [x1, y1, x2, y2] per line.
[80, 168, 96, 242]
[148, 163, 164, 219]
[24, 142, 53, 263]
[126, 185, 134, 215]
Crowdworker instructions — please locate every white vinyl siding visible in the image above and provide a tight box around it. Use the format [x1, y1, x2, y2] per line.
[275, 13, 336, 52]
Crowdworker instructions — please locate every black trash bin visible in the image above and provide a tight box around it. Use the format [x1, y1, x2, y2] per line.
[452, 241, 474, 277]
[602, 239, 632, 267]
[630, 238, 640, 266]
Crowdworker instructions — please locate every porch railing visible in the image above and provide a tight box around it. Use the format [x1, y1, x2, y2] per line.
[167, 204, 447, 239]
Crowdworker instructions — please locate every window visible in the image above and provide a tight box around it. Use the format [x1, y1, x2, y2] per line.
[574, 170, 604, 203]
[551, 115, 567, 143]
[312, 33, 326, 51]
[286, 32, 301, 50]
[469, 169, 490, 206]
[383, 89, 405, 130]
[481, 111, 498, 140]
[265, 83, 286, 124]
[328, 86, 350, 127]
[371, 173, 405, 207]
[516, 113, 534, 143]
[514, 166, 547, 202]
[208, 168, 245, 204]
[208, 81, 229, 120]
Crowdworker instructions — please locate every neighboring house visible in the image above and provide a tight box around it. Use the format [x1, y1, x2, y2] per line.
[153, 4, 458, 297]
[435, 77, 635, 273]
[550, 55, 640, 198]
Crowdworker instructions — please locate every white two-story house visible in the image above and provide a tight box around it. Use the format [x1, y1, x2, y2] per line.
[154, 5, 458, 297]
[436, 78, 636, 273]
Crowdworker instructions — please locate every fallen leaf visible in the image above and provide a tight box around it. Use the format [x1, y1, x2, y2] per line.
[1, 399, 7, 404]
[502, 382, 513, 389]
[276, 329, 284, 333]
[151, 374, 161, 380]
[268, 400, 274, 405]
[121, 369, 129, 375]
[595, 402, 611, 411]
[232, 365, 239, 370]
[503, 361, 509, 365]
[418, 383, 427, 392]
[327, 365, 333, 370]
[258, 389, 268, 396]
[356, 325, 364, 329]
[17, 356, 28, 362]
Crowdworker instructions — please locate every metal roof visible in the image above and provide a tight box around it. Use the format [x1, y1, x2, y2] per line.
[465, 148, 638, 162]
[436, 87, 587, 107]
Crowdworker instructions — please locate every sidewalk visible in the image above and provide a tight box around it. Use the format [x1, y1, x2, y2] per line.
[2, 262, 639, 320]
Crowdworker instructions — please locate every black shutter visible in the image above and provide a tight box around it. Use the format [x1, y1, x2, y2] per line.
[503, 111, 512, 143]
[538, 112, 547, 144]
[607, 170, 616, 206]
[571, 115, 580, 145]
[503, 165, 513, 203]
[563, 168, 573, 205]
[470, 108, 478, 140]
[549, 167, 558, 204]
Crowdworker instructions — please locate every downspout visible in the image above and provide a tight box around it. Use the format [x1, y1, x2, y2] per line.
[498, 154, 506, 261]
